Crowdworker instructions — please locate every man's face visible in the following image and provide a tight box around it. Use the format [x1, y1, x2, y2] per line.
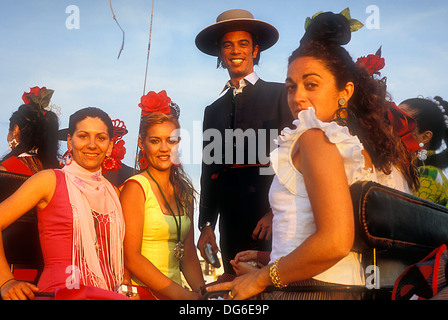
[219, 31, 259, 81]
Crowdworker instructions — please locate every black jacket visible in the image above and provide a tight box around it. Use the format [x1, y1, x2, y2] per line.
[199, 79, 293, 270]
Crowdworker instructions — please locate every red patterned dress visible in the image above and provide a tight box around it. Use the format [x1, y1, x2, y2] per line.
[0, 155, 43, 176]
[36, 170, 126, 299]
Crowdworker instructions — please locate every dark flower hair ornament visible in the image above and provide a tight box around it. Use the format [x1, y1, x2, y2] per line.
[302, 8, 363, 46]
[139, 90, 180, 119]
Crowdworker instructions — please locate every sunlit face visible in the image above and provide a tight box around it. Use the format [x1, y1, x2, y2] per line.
[286, 56, 353, 121]
[67, 117, 113, 172]
[139, 121, 180, 172]
[219, 31, 259, 81]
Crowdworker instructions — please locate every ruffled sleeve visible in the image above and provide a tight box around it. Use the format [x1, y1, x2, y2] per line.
[270, 108, 371, 196]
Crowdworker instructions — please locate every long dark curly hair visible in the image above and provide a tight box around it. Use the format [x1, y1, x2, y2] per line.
[289, 12, 418, 190]
[2, 103, 60, 169]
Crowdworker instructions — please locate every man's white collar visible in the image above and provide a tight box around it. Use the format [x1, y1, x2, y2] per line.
[221, 72, 259, 96]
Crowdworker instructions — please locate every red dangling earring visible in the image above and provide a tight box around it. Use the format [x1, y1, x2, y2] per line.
[138, 150, 149, 170]
[60, 150, 73, 167]
[102, 155, 117, 173]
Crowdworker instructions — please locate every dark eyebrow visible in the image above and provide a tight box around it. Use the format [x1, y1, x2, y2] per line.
[221, 39, 251, 46]
[148, 135, 178, 139]
[302, 73, 322, 79]
[76, 130, 108, 136]
[285, 73, 323, 83]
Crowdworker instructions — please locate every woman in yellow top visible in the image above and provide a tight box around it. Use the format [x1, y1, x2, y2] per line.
[120, 91, 204, 300]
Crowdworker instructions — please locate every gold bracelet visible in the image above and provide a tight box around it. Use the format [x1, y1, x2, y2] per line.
[269, 257, 287, 288]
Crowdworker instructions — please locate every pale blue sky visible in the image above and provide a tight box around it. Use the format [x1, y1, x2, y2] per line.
[1, 0, 447, 188]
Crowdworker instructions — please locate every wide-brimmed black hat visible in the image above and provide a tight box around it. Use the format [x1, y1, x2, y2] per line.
[58, 128, 69, 141]
[195, 9, 279, 56]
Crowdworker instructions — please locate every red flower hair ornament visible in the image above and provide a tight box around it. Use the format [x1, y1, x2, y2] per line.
[355, 47, 419, 153]
[139, 90, 171, 116]
[102, 118, 128, 174]
[22, 86, 55, 114]
[139, 90, 180, 119]
[356, 46, 385, 76]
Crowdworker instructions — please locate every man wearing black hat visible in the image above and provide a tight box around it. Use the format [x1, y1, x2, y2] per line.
[196, 9, 293, 275]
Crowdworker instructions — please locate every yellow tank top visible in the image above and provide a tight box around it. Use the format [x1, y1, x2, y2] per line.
[125, 174, 191, 286]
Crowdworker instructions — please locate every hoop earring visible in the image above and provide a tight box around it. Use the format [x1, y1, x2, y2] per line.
[60, 150, 73, 167]
[334, 107, 351, 126]
[334, 103, 358, 130]
[8, 138, 19, 151]
[138, 150, 149, 170]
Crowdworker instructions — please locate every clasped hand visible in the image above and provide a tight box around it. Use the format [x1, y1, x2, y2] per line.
[1, 279, 39, 300]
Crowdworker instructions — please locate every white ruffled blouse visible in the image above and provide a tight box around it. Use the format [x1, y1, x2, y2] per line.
[268, 108, 410, 286]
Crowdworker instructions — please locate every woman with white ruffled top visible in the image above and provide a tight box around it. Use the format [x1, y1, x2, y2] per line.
[206, 10, 418, 300]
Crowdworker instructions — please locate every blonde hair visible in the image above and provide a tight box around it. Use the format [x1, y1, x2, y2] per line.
[138, 112, 197, 216]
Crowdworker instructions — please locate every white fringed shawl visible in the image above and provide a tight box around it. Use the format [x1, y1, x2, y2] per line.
[62, 161, 124, 290]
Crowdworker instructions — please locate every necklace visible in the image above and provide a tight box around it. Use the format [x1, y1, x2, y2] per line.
[146, 169, 184, 261]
